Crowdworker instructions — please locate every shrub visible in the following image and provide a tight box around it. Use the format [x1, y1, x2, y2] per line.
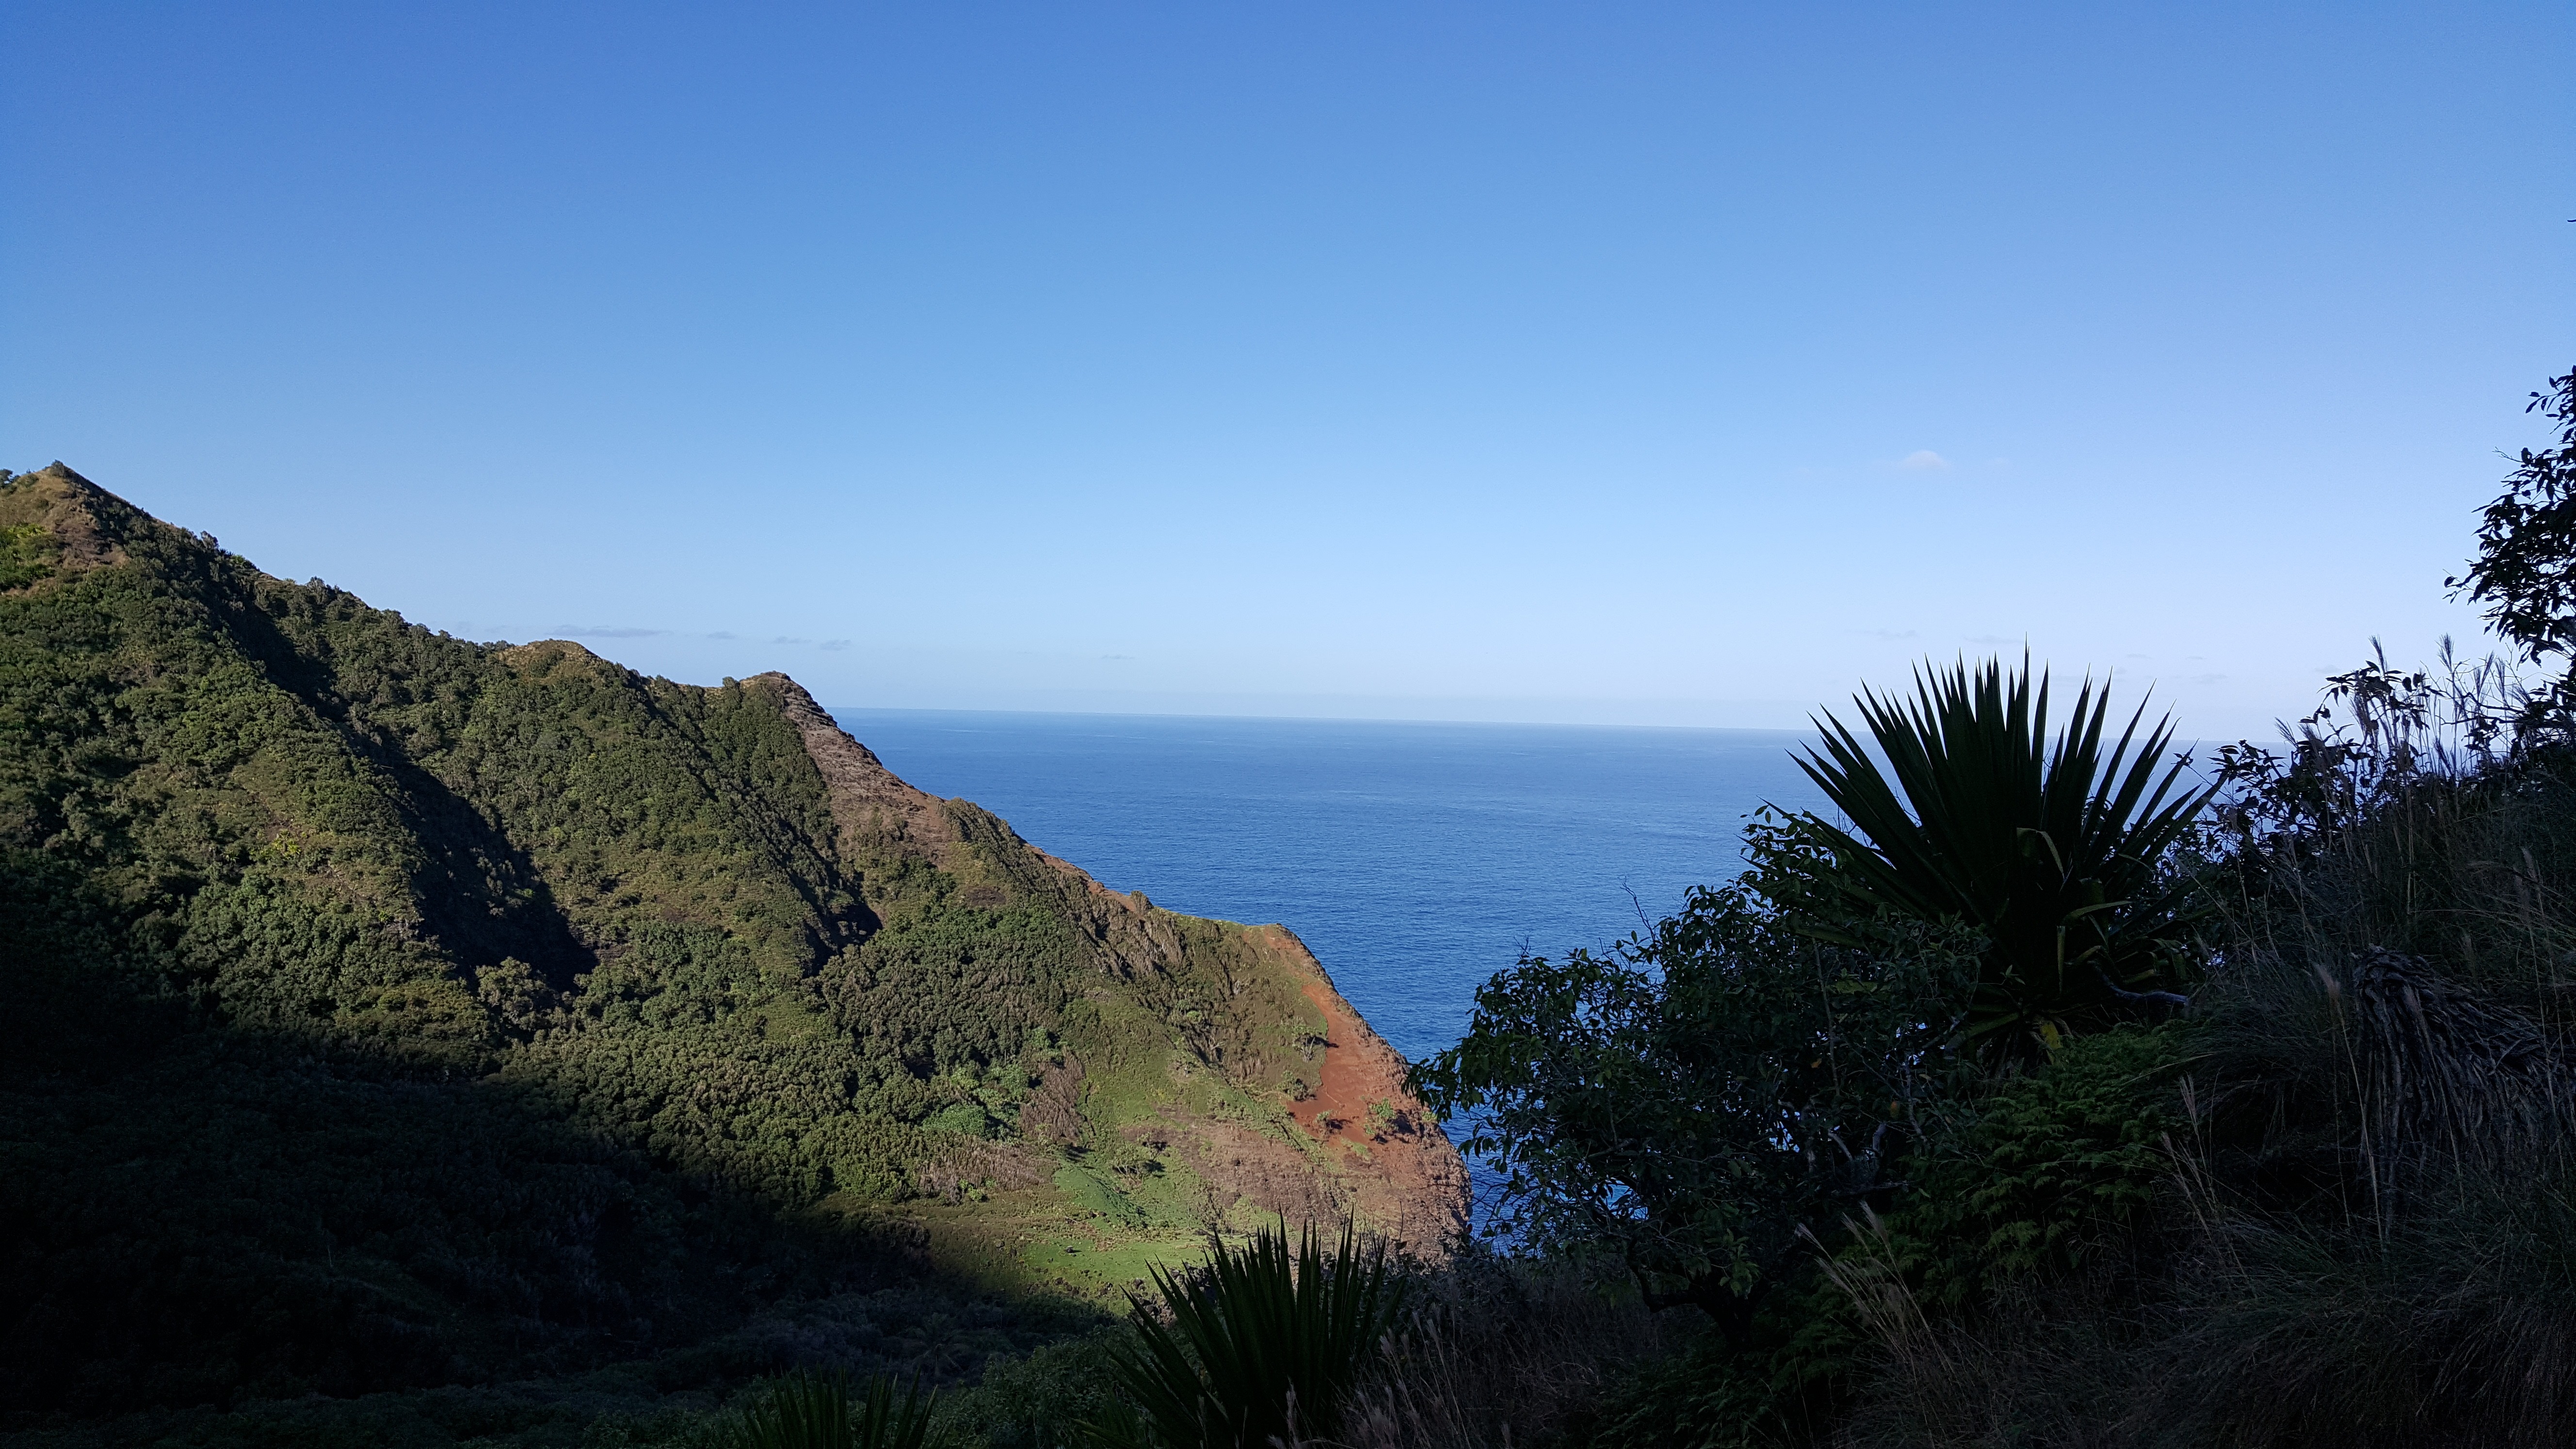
[1885, 1023, 2194, 1313]
[1412, 886, 1978, 1339]
[942, 1333, 1128, 1449]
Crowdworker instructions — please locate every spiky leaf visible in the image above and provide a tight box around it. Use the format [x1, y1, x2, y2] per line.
[1777, 654, 2214, 1058]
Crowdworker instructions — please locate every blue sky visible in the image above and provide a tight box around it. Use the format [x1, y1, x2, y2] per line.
[4, 2, 2569, 740]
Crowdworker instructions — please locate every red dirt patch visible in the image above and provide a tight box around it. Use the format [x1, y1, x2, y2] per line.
[1287, 981, 1376, 1147]
[1257, 940, 1467, 1246]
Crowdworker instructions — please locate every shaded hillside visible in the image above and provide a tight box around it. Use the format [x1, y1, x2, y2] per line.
[0, 463, 1462, 1419]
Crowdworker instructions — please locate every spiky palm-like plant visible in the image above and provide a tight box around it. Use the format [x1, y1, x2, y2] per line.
[1779, 655, 2215, 1060]
[1087, 1221, 1405, 1449]
[722, 1369, 950, 1449]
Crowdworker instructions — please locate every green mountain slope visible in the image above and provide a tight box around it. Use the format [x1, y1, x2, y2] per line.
[0, 464, 1463, 1420]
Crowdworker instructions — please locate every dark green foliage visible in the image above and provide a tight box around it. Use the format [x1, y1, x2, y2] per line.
[941, 1333, 1128, 1449]
[0, 468, 1301, 1432]
[1405, 630, 2576, 1443]
[1779, 655, 2213, 1062]
[1886, 1024, 2192, 1312]
[2203, 645, 2576, 1003]
[0, 508, 54, 590]
[1822, 666, 2576, 1442]
[721, 1370, 950, 1449]
[1090, 1223, 1404, 1449]
[1, 832, 1066, 1421]
[2451, 366, 2576, 686]
[1381, 374, 2576, 1447]
[2138, 1158, 2576, 1449]
[1587, 1335, 1806, 1449]
[826, 897, 1086, 1081]
[1347, 1252, 1673, 1449]
[1411, 886, 1978, 1339]
[0, 472, 929, 1215]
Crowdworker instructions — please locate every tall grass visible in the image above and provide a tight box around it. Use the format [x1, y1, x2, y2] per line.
[2135, 1167, 2576, 1449]
[1342, 1254, 1670, 1449]
[2205, 643, 2576, 1013]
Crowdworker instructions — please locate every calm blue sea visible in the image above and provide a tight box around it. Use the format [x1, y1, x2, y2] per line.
[826, 709, 1833, 1071]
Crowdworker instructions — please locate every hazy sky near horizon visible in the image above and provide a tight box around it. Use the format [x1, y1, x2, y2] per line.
[4, 3, 2570, 739]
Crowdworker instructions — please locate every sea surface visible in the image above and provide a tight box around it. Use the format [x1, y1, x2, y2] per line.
[827, 709, 1833, 1074]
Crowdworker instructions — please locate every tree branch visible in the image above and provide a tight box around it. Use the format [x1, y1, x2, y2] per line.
[2096, 964, 2190, 1010]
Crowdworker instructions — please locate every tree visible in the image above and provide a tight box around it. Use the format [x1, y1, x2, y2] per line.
[2449, 366, 2576, 726]
[1409, 886, 1977, 1341]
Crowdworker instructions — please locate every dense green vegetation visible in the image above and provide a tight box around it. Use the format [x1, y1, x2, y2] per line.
[1379, 366, 2576, 1449]
[0, 465, 1437, 1445]
[1415, 886, 1979, 1340]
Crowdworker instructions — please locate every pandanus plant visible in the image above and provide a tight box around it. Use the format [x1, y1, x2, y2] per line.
[1779, 655, 2216, 1061]
[720, 1369, 950, 1449]
[1086, 1221, 1406, 1449]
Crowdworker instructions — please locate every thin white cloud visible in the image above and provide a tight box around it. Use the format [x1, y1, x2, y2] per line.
[1898, 449, 1951, 472]
[554, 624, 859, 652]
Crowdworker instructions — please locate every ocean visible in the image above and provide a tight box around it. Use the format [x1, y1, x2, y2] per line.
[825, 708, 1833, 1071]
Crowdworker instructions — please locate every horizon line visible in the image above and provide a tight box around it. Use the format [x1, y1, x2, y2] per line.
[820, 700, 1825, 736]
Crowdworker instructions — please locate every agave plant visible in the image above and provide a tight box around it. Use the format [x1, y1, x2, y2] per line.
[1087, 1221, 1406, 1449]
[722, 1368, 950, 1449]
[1777, 654, 2215, 1060]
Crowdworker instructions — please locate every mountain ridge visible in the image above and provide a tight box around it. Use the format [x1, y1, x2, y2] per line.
[0, 461, 1463, 1418]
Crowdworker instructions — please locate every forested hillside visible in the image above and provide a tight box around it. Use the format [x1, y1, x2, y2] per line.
[0, 464, 1462, 1433]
